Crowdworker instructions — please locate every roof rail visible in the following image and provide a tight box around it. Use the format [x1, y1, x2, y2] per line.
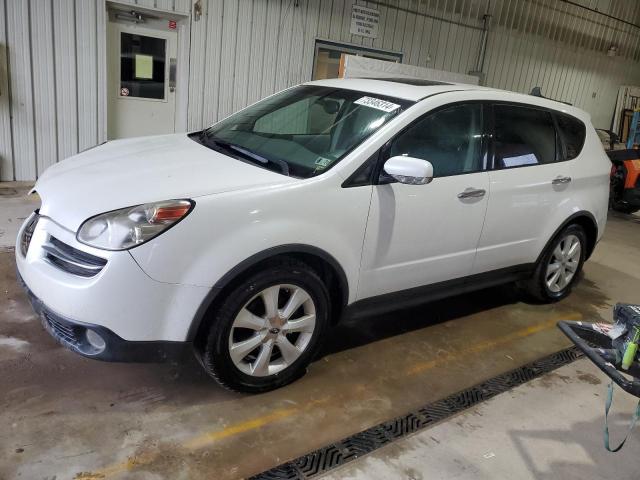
[530, 86, 572, 106]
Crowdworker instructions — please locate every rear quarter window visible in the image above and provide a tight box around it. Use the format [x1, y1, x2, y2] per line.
[555, 113, 586, 160]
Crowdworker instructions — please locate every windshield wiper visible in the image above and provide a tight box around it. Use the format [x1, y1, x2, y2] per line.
[226, 144, 290, 176]
[203, 135, 290, 176]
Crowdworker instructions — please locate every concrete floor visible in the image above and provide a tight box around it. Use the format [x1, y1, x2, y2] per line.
[320, 358, 640, 480]
[1, 191, 639, 479]
[0, 183, 37, 252]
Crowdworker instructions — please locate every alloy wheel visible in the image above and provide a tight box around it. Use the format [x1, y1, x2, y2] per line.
[228, 284, 316, 377]
[545, 234, 581, 293]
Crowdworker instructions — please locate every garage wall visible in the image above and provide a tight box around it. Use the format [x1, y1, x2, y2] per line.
[1, 0, 103, 181]
[0, 0, 190, 182]
[483, 0, 640, 128]
[186, 0, 640, 130]
[2, 0, 640, 181]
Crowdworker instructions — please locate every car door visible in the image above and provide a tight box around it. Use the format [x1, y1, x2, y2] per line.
[473, 103, 573, 274]
[358, 102, 491, 300]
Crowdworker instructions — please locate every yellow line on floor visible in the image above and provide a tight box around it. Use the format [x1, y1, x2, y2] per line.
[75, 398, 331, 480]
[76, 311, 581, 479]
[185, 397, 330, 450]
[406, 311, 583, 375]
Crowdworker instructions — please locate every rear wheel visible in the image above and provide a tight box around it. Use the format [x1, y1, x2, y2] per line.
[523, 224, 586, 303]
[199, 260, 330, 393]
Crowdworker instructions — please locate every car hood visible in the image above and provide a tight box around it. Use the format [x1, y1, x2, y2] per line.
[35, 133, 295, 231]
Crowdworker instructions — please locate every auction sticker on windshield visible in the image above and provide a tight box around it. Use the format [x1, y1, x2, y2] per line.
[354, 96, 401, 112]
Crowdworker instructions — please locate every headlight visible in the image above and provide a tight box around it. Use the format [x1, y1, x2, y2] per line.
[77, 200, 194, 250]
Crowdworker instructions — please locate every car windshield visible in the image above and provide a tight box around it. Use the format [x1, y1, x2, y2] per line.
[197, 86, 413, 178]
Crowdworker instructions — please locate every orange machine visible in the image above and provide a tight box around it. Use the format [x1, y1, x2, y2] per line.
[609, 152, 640, 214]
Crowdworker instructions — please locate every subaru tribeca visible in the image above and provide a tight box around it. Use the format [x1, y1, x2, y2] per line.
[17, 78, 610, 392]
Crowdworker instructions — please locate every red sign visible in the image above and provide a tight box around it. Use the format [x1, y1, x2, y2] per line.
[168, 20, 177, 29]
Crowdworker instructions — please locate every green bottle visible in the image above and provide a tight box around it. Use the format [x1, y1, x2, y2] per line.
[621, 327, 640, 371]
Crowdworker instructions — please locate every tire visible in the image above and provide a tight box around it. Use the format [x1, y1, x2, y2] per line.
[523, 224, 587, 303]
[199, 259, 330, 393]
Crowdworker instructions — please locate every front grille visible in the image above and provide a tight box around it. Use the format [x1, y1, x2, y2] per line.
[43, 310, 82, 346]
[43, 236, 107, 277]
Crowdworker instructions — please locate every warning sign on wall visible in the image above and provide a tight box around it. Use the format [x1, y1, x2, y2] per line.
[350, 5, 380, 39]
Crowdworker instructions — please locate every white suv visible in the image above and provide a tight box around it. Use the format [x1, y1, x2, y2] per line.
[17, 78, 610, 392]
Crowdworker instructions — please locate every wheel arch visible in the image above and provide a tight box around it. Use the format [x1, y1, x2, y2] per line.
[537, 211, 599, 264]
[187, 245, 350, 343]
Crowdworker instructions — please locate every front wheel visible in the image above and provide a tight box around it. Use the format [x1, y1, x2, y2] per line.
[199, 259, 330, 393]
[523, 224, 586, 303]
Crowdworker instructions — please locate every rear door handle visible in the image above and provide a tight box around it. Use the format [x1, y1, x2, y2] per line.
[457, 187, 486, 199]
[552, 176, 572, 185]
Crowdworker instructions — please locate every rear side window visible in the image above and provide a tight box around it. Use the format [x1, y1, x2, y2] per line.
[494, 105, 556, 168]
[556, 113, 586, 160]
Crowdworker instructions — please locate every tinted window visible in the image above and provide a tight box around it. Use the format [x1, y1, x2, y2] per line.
[202, 86, 411, 178]
[556, 113, 586, 160]
[494, 105, 556, 168]
[389, 103, 484, 177]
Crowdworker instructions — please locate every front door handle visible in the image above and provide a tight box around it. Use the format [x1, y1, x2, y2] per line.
[457, 187, 486, 199]
[552, 176, 572, 185]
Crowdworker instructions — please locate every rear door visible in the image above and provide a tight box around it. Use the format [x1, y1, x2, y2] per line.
[473, 103, 573, 273]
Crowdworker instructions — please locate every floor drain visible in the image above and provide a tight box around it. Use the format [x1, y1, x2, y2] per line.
[250, 346, 583, 480]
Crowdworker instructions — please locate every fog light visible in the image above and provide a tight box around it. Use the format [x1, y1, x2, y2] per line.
[85, 329, 106, 350]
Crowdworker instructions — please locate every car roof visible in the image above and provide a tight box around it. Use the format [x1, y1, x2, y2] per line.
[304, 78, 590, 122]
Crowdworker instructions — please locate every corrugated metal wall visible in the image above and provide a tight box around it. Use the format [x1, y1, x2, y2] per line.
[0, 0, 190, 181]
[2, 0, 640, 180]
[187, 0, 640, 129]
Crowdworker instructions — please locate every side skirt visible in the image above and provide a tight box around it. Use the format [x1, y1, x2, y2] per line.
[344, 264, 535, 319]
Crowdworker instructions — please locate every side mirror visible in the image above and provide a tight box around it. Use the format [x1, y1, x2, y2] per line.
[383, 156, 434, 185]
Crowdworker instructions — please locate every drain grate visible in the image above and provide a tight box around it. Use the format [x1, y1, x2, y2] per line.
[250, 346, 583, 480]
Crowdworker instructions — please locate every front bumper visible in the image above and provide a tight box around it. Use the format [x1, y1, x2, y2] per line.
[19, 273, 188, 362]
[16, 212, 211, 347]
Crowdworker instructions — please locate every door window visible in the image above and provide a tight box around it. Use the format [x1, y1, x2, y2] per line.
[120, 32, 166, 99]
[389, 103, 484, 177]
[494, 105, 556, 168]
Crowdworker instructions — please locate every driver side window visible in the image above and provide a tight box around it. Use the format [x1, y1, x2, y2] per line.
[389, 103, 484, 177]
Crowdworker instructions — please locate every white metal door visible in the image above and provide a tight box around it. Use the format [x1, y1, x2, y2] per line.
[107, 21, 177, 139]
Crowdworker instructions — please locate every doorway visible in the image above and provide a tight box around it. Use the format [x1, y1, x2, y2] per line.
[107, 9, 178, 139]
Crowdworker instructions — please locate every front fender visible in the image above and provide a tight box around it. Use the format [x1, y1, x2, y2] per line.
[129, 179, 372, 305]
